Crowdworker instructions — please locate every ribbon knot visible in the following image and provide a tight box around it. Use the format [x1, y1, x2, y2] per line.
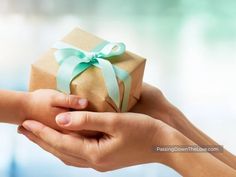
[53, 41, 131, 112]
[83, 52, 99, 63]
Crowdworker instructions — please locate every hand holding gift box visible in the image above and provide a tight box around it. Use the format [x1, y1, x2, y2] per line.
[30, 27, 146, 112]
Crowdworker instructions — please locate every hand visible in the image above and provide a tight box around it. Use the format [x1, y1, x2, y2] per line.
[24, 89, 88, 131]
[132, 83, 236, 170]
[18, 88, 236, 176]
[131, 83, 177, 126]
[18, 112, 175, 171]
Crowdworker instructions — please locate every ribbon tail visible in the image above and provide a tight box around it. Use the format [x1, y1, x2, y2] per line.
[96, 59, 120, 110]
[57, 56, 91, 94]
[113, 66, 132, 112]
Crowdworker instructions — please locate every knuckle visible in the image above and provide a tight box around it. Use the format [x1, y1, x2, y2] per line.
[78, 112, 90, 126]
[64, 95, 71, 106]
[73, 95, 80, 105]
[67, 95, 78, 107]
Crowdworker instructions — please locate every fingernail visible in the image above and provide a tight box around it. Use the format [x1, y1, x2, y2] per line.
[17, 127, 23, 134]
[78, 98, 87, 107]
[56, 113, 71, 125]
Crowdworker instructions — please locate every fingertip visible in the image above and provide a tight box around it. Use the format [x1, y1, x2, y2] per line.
[17, 126, 24, 134]
[66, 95, 88, 110]
[52, 93, 88, 110]
[77, 98, 88, 109]
[17, 126, 31, 137]
[56, 113, 71, 126]
[22, 120, 43, 133]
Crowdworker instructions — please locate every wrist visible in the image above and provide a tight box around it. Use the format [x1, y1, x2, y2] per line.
[20, 92, 32, 122]
[152, 127, 208, 176]
[157, 130, 189, 166]
[153, 130, 236, 177]
[0, 90, 31, 125]
[151, 103, 178, 128]
[149, 120, 180, 164]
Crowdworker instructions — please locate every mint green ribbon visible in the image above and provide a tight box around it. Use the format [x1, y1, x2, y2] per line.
[53, 41, 131, 112]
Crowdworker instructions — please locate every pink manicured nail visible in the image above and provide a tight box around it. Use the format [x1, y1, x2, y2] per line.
[56, 113, 71, 125]
[78, 98, 87, 107]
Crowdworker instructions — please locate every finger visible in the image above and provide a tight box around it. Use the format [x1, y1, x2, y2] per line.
[22, 120, 88, 159]
[52, 93, 88, 110]
[56, 111, 117, 133]
[18, 126, 89, 168]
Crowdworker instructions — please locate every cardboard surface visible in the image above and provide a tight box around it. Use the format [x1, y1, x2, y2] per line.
[29, 27, 146, 112]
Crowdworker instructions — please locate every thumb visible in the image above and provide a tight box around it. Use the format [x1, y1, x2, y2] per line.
[55, 111, 116, 133]
[52, 93, 88, 110]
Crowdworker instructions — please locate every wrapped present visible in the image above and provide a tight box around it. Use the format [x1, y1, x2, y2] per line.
[29, 27, 146, 112]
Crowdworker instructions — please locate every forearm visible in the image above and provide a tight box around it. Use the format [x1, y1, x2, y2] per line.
[165, 107, 236, 169]
[0, 90, 28, 124]
[134, 83, 236, 169]
[158, 130, 236, 177]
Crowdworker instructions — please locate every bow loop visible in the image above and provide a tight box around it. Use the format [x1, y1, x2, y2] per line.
[53, 41, 130, 112]
[99, 42, 126, 58]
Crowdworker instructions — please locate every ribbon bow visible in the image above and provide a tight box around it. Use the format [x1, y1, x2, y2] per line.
[53, 41, 131, 112]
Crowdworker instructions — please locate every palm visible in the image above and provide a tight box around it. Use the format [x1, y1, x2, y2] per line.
[131, 83, 174, 123]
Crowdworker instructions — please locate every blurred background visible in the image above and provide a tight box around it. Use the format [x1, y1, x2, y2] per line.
[0, 0, 236, 176]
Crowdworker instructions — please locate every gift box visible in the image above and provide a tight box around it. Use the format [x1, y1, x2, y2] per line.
[29, 27, 146, 112]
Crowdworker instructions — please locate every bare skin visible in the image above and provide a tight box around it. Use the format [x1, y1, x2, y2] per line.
[0, 89, 87, 130]
[18, 112, 236, 177]
[17, 84, 236, 176]
[131, 83, 236, 169]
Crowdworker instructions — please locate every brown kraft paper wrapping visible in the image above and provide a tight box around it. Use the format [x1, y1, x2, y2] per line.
[29, 27, 146, 112]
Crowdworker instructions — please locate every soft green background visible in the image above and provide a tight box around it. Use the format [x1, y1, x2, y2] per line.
[0, 0, 236, 177]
